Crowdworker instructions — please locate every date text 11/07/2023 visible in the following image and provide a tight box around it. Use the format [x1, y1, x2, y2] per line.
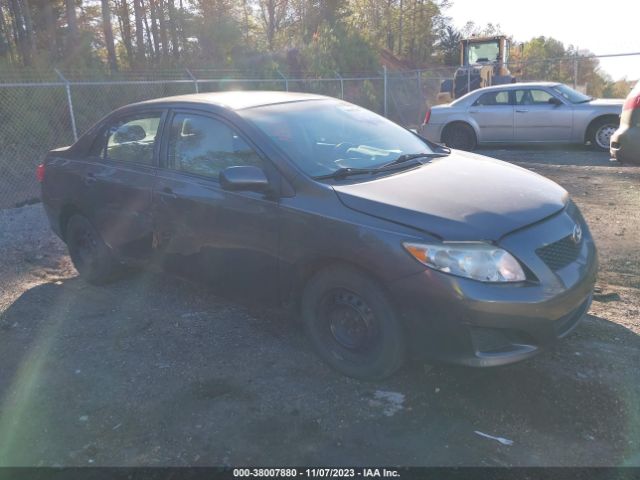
[232, 468, 401, 478]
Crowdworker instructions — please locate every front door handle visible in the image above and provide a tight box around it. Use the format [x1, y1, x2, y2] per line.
[85, 173, 97, 185]
[469, 110, 479, 114]
[516, 109, 529, 113]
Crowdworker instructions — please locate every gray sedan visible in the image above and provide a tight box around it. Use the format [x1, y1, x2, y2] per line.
[420, 82, 623, 151]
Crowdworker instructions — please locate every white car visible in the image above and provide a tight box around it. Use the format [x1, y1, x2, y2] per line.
[419, 82, 623, 151]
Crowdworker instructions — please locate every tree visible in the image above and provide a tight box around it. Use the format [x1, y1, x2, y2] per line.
[101, 0, 118, 71]
[438, 24, 460, 65]
[166, 0, 179, 58]
[257, 0, 289, 51]
[9, 0, 34, 65]
[116, 0, 134, 65]
[66, 0, 78, 46]
[132, 0, 145, 65]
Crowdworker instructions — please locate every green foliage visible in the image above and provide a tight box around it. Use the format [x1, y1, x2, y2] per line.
[438, 25, 461, 66]
[302, 22, 379, 76]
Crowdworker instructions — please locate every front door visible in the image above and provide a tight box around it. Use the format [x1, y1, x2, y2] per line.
[513, 89, 573, 142]
[152, 110, 280, 303]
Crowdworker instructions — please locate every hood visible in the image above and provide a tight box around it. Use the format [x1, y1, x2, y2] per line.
[333, 151, 568, 241]
[588, 98, 624, 107]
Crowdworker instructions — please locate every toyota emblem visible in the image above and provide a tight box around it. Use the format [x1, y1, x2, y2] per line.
[572, 224, 583, 244]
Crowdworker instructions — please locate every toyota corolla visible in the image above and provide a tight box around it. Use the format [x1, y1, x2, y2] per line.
[39, 91, 597, 379]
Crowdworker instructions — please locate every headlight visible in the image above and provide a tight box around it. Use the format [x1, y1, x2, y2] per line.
[403, 242, 526, 282]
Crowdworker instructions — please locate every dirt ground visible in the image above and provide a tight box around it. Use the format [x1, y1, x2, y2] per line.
[0, 146, 638, 467]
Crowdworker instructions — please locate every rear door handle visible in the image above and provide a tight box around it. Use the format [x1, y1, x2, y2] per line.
[85, 173, 97, 185]
[516, 109, 529, 113]
[160, 186, 178, 199]
[469, 110, 479, 114]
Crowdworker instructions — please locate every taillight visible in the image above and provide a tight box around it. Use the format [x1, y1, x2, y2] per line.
[423, 108, 431, 124]
[36, 163, 45, 183]
[623, 93, 640, 111]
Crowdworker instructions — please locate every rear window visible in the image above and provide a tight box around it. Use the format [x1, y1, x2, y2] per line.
[91, 112, 162, 165]
[474, 91, 510, 106]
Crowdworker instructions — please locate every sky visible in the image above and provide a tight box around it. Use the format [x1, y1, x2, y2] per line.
[445, 0, 640, 81]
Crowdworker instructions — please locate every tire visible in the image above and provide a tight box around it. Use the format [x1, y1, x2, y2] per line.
[301, 265, 406, 380]
[588, 117, 619, 151]
[65, 214, 119, 285]
[441, 122, 477, 151]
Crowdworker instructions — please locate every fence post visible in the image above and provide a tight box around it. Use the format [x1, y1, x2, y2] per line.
[573, 50, 578, 89]
[185, 68, 199, 93]
[55, 68, 78, 142]
[277, 68, 289, 91]
[383, 65, 388, 117]
[416, 70, 422, 125]
[335, 71, 344, 99]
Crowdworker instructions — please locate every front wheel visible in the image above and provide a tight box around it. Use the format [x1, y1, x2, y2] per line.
[589, 117, 619, 151]
[301, 266, 406, 380]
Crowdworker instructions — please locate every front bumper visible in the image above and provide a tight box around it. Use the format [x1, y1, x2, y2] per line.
[388, 205, 598, 367]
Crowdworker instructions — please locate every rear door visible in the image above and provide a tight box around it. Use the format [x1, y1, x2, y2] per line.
[152, 110, 280, 302]
[84, 109, 165, 258]
[513, 88, 573, 142]
[468, 90, 514, 142]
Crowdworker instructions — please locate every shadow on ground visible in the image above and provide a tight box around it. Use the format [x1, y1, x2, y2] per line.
[0, 273, 638, 466]
[476, 145, 612, 167]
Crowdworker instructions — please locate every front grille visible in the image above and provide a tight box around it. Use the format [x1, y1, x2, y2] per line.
[536, 235, 581, 271]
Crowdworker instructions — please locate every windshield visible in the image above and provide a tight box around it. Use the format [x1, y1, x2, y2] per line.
[241, 99, 432, 178]
[467, 40, 500, 64]
[551, 84, 592, 103]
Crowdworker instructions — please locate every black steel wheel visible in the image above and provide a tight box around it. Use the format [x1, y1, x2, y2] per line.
[301, 266, 406, 380]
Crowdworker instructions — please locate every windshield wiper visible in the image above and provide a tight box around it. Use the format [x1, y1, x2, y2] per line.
[379, 151, 449, 169]
[313, 167, 381, 180]
[313, 151, 449, 181]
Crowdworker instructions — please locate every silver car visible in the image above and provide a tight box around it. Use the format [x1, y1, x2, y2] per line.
[420, 82, 623, 151]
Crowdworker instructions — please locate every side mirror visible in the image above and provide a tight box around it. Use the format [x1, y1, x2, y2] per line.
[548, 97, 562, 106]
[219, 165, 270, 193]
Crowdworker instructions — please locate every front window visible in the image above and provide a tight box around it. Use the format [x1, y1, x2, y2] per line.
[167, 113, 262, 179]
[551, 84, 592, 104]
[515, 89, 555, 105]
[467, 40, 500, 64]
[242, 100, 432, 178]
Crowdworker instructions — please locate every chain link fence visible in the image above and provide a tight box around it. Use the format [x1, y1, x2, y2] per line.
[0, 54, 636, 208]
[0, 68, 441, 209]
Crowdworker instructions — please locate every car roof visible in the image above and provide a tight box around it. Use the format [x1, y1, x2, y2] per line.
[472, 82, 561, 93]
[132, 90, 330, 111]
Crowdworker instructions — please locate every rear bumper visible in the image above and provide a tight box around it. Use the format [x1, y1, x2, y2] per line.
[610, 125, 640, 164]
[42, 201, 64, 240]
[418, 124, 443, 144]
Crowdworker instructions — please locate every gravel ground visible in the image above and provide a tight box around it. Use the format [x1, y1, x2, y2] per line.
[0, 146, 638, 467]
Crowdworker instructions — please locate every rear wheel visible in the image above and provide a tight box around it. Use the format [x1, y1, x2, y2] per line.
[442, 122, 477, 151]
[301, 266, 406, 380]
[588, 117, 619, 151]
[65, 214, 119, 285]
